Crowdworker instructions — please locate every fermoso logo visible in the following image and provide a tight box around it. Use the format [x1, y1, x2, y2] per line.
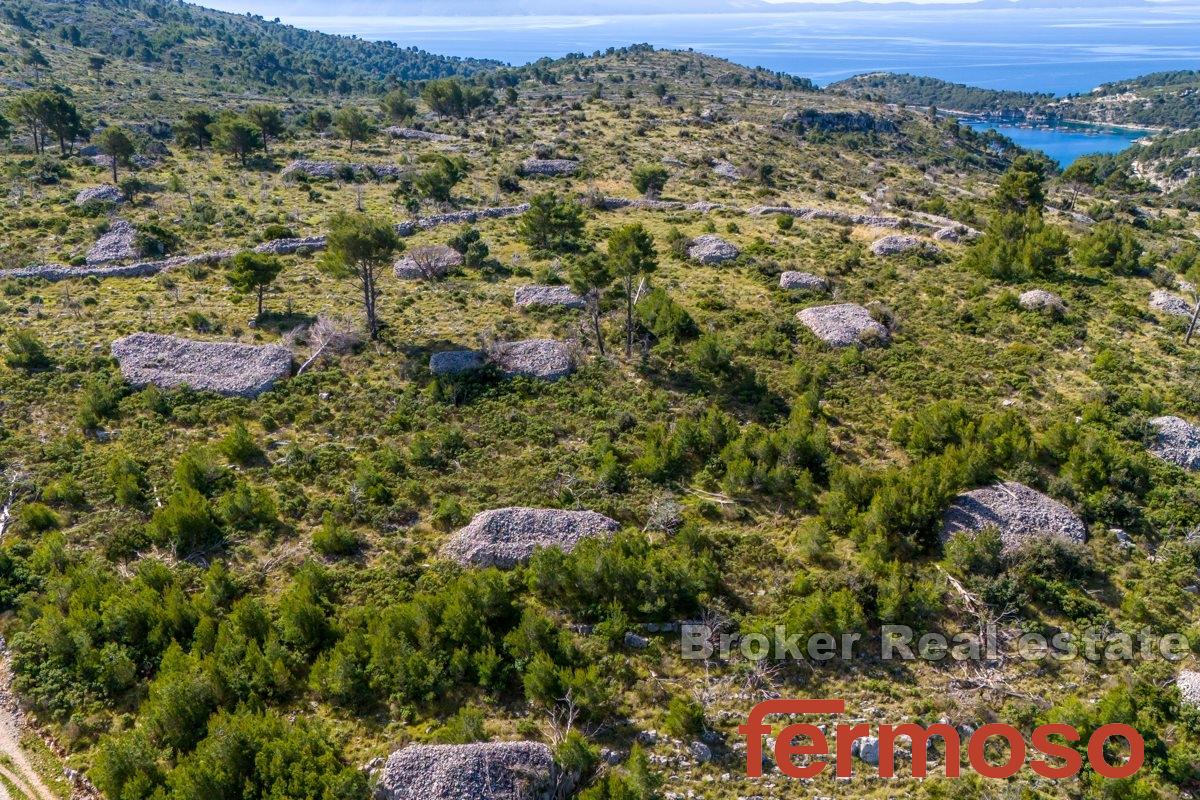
[740, 700, 1143, 780]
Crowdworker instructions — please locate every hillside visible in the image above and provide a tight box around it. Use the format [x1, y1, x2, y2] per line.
[828, 72, 1052, 117]
[1, 9, 1200, 800]
[0, 0, 497, 102]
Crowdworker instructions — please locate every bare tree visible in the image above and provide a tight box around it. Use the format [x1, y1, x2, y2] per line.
[288, 315, 361, 374]
[406, 245, 455, 281]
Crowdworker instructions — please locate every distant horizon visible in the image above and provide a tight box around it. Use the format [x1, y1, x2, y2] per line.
[192, 0, 1200, 95]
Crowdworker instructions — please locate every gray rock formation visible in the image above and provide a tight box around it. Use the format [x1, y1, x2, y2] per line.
[797, 304, 889, 347]
[1148, 416, 1200, 470]
[514, 285, 586, 309]
[375, 742, 557, 800]
[687, 234, 740, 264]
[86, 220, 140, 265]
[1151, 289, 1194, 319]
[394, 245, 464, 279]
[75, 184, 124, 206]
[444, 507, 619, 568]
[254, 236, 326, 255]
[521, 158, 580, 177]
[0, 250, 234, 282]
[748, 206, 902, 228]
[111, 333, 292, 398]
[491, 339, 574, 380]
[384, 126, 457, 142]
[934, 224, 982, 243]
[1178, 671, 1200, 708]
[779, 271, 829, 292]
[941, 481, 1087, 553]
[430, 349, 486, 375]
[871, 234, 939, 257]
[282, 160, 406, 180]
[711, 160, 745, 181]
[1018, 289, 1066, 314]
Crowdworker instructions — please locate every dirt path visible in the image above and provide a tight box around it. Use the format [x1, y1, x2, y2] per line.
[0, 706, 57, 800]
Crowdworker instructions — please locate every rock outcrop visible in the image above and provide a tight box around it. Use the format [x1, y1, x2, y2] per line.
[393, 245, 463, 279]
[1148, 416, 1200, 470]
[871, 234, 939, 257]
[687, 235, 740, 264]
[779, 271, 829, 292]
[86, 220, 140, 265]
[281, 160, 406, 180]
[492, 339, 574, 380]
[444, 507, 619, 568]
[941, 481, 1087, 553]
[1178, 671, 1200, 708]
[384, 126, 457, 142]
[375, 742, 557, 800]
[933, 224, 982, 243]
[254, 236, 326, 255]
[111, 333, 292, 398]
[75, 184, 124, 206]
[1018, 289, 1066, 314]
[521, 158, 580, 177]
[1151, 289, 1194, 319]
[797, 303, 889, 347]
[711, 160, 745, 181]
[430, 349, 486, 375]
[514, 285, 586, 309]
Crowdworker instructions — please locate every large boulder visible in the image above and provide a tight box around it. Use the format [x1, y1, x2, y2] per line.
[779, 271, 829, 292]
[75, 184, 124, 206]
[1148, 416, 1200, 470]
[1178, 671, 1200, 709]
[444, 507, 620, 568]
[871, 235, 939, 257]
[1018, 289, 1066, 314]
[86, 219, 140, 265]
[797, 303, 889, 348]
[514, 285, 586, 310]
[111, 333, 292, 398]
[492, 339, 573, 380]
[1151, 289, 1193, 320]
[394, 245, 463, 279]
[430, 349, 485, 375]
[375, 741, 557, 800]
[687, 234, 740, 265]
[521, 158, 580, 177]
[711, 159, 745, 181]
[941, 481, 1086, 553]
[933, 224, 981, 243]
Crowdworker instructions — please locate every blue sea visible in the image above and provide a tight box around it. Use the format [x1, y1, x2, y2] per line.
[210, 1, 1200, 164]
[960, 120, 1147, 167]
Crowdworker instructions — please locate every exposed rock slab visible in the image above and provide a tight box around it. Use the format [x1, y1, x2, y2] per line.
[394, 245, 463, 279]
[444, 507, 619, 568]
[1148, 416, 1200, 470]
[687, 234, 740, 264]
[254, 236, 326, 255]
[514, 285, 586, 309]
[282, 160, 406, 180]
[1019, 289, 1066, 313]
[871, 234, 939, 257]
[375, 741, 556, 800]
[430, 349, 486, 375]
[75, 184, 124, 206]
[492, 339, 574, 380]
[779, 271, 829, 292]
[384, 126, 457, 142]
[86, 220, 140, 265]
[934, 224, 981, 243]
[1151, 289, 1194, 319]
[521, 158, 580, 176]
[111, 333, 292, 398]
[1178, 671, 1200, 708]
[941, 481, 1086, 553]
[711, 160, 745, 181]
[797, 303, 889, 347]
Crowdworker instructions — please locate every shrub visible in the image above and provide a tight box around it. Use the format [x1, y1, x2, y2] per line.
[1074, 222, 1143, 275]
[4, 330, 50, 371]
[18, 503, 61, 533]
[218, 421, 264, 465]
[312, 513, 360, 557]
[148, 488, 222, 553]
[663, 695, 705, 738]
[109, 453, 147, 508]
[631, 164, 669, 196]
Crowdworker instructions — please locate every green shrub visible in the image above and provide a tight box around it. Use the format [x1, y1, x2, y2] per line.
[218, 421, 264, 465]
[4, 330, 50, 371]
[662, 695, 705, 738]
[312, 514, 360, 556]
[18, 503, 61, 533]
[148, 489, 222, 553]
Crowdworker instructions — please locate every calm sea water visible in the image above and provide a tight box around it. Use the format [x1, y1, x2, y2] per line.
[960, 120, 1147, 167]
